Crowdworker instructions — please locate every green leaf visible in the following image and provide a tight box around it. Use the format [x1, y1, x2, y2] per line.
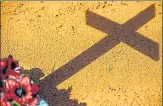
[11, 101, 20, 106]
[108, 65, 112, 72]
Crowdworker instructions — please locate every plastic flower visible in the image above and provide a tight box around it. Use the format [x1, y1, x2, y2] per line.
[4, 76, 39, 105]
[0, 93, 12, 106]
[0, 97, 11, 106]
[1, 55, 49, 106]
[31, 84, 40, 96]
[7, 55, 22, 79]
[0, 78, 6, 93]
[0, 59, 8, 79]
[0, 55, 22, 79]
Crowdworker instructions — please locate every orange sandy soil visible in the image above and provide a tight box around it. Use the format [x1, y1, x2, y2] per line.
[1, 1, 162, 106]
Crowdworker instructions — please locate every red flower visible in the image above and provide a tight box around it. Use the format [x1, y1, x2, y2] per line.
[4, 76, 39, 105]
[7, 55, 22, 79]
[0, 93, 12, 106]
[0, 59, 9, 79]
[31, 84, 40, 95]
[0, 78, 6, 93]
[28, 97, 39, 105]
[0, 55, 22, 79]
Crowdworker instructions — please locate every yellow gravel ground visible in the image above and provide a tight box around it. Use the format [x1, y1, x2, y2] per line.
[1, 1, 162, 106]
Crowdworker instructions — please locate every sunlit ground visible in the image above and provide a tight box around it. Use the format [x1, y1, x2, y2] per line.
[1, 1, 162, 106]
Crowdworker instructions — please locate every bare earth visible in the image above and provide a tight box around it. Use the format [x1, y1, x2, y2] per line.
[1, 1, 162, 106]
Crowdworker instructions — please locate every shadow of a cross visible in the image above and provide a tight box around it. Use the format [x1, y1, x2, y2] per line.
[39, 4, 159, 105]
[86, 4, 159, 61]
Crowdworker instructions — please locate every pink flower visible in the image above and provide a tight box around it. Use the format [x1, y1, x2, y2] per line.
[0, 59, 9, 79]
[7, 55, 22, 79]
[4, 76, 39, 105]
[0, 93, 12, 106]
[0, 55, 22, 79]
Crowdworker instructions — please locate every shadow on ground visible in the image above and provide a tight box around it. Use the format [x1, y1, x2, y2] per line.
[23, 68, 87, 106]
[20, 4, 159, 106]
[35, 5, 159, 105]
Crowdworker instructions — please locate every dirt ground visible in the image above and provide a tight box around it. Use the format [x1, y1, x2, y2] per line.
[1, 1, 162, 106]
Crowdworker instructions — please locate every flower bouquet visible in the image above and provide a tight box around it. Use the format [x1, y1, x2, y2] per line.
[0, 55, 49, 106]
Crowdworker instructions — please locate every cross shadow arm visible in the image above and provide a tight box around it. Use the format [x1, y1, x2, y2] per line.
[123, 4, 155, 31]
[86, 10, 120, 34]
[123, 32, 159, 60]
[40, 36, 119, 87]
